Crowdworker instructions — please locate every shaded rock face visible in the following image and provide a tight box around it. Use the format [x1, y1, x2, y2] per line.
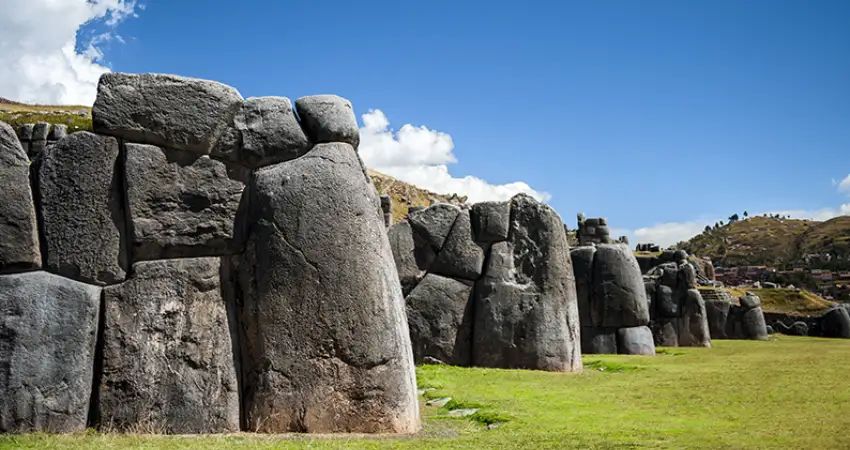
[236, 142, 419, 434]
[429, 209, 486, 281]
[0, 121, 40, 273]
[470, 201, 510, 242]
[591, 244, 650, 328]
[581, 327, 618, 354]
[571, 243, 654, 355]
[38, 132, 128, 285]
[100, 258, 240, 434]
[645, 260, 712, 348]
[93, 73, 244, 155]
[294, 95, 359, 148]
[704, 299, 731, 339]
[405, 274, 474, 366]
[0, 271, 101, 433]
[617, 326, 655, 356]
[387, 220, 436, 296]
[472, 195, 582, 372]
[124, 143, 250, 261]
[678, 289, 711, 347]
[408, 204, 460, 251]
[821, 307, 850, 339]
[742, 307, 768, 341]
[230, 97, 312, 168]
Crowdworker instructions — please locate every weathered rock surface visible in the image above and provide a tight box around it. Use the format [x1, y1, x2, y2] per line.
[655, 284, 679, 318]
[704, 299, 731, 339]
[229, 96, 312, 168]
[472, 195, 581, 372]
[742, 306, 769, 340]
[570, 246, 596, 326]
[0, 121, 40, 273]
[740, 294, 761, 310]
[0, 271, 100, 433]
[408, 204, 460, 251]
[237, 142, 419, 433]
[93, 73, 243, 155]
[38, 132, 127, 285]
[32, 122, 50, 141]
[124, 143, 250, 261]
[821, 307, 850, 339]
[653, 319, 679, 347]
[429, 209, 486, 280]
[388, 220, 436, 295]
[295, 95, 359, 148]
[405, 274, 474, 366]
[591, 244, 650, 327]
[470, 201, 510, 242]
[581, 327, 617, 354]
[99, 258, 239, 433]
[678, 289, 711, 347]
[617, 326, 656, 355]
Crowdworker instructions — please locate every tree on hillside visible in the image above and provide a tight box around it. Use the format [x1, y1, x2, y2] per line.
[719, 220, 725, 226]
[744, 211, 748, 218]
[704, 225, 711, 233]
[729, 213, 739, 223]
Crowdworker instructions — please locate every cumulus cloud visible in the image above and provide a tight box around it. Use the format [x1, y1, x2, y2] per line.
[0, 0, 139, 105]
[837, 174, 850, 195]
[359, 109, 550, 204]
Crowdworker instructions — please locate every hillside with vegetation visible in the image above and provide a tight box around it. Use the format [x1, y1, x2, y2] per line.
[680, 214, 850, 268]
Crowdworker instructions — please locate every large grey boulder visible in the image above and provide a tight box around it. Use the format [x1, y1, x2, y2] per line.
[742, 306, 768, 340]
[0, 271, 100, 433]
[408, 204, 460, 251]
[99, 257, 239, 433]
[222, 96, 312, 168]
[617, 326, 656, 355]
[471, 195, 582, 372]
[237, 142, 419, 433]
[653, 318, 679, 347]
[429, 209, 486, 280]
[295, 95, 359, 148]
[570, 246, 596, 326]
[821, 307, 850, 339]
[92, 73, 243, 155]
[591, 244, 650, 327]
[581, 327, 617, 354]
[678, 289, 711, 347]
[0, 121, 40, 273]
[387, 220, 435, 296]
[38, 132, 127, 285]
[124, 143, 250, 261]
[655, 284, 679, 318]
[470, 201, 510, 242]
[704, 299, 731, 339]
[405, 274, 474, 366]
[740, 293, 761, 310]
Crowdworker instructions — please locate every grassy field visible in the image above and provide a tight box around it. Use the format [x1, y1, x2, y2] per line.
[2, 335, 848, 449]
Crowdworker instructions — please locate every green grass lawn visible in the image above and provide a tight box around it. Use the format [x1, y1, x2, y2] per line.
[3, 336, 849, 449]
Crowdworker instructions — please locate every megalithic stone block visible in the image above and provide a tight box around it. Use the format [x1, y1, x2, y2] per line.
[0, 121, 41, 273]
[237, 142, 419, 433]
[0, 271, 101, 433]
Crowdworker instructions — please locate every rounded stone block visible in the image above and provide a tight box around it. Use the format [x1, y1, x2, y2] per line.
[0, 121, 40, 273]
[237, 142, 419, 433]
[295, 95, 360, 148]
[591, 244, 650, 328]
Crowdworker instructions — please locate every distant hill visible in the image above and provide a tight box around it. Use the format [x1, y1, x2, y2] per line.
[681, 215, 850, 268]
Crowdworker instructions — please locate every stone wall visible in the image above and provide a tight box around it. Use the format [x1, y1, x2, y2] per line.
[388, 197, 582, 372]
[643, 255, 712, 347]
[702, 290, 768, 340]
[14, 122, 67, 158]
[0, 72, 418, 435]
[571, 243, 655, 355]
[576, 213, 612, 246]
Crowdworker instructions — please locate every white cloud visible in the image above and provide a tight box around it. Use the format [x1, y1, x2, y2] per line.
[837, 174, 850, 195]
[0, 0, 139, 105]
[359, 109, 550, 204]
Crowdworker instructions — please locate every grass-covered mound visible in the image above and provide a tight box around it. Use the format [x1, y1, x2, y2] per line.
[4, 336, 849, 449]
[722, 287, 836, 316]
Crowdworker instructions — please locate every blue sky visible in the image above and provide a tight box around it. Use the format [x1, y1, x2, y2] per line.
[3, 0, 849, 246]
